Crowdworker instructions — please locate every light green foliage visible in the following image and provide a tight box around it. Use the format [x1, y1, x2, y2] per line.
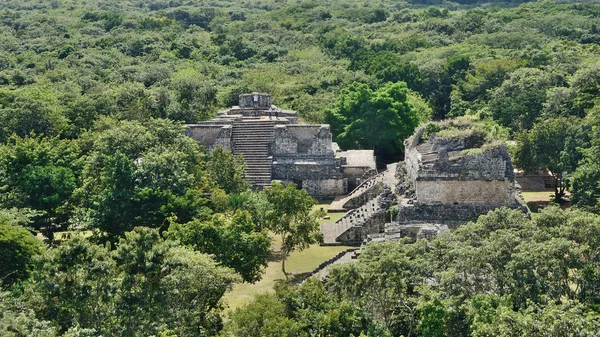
[226, 294, 304, 337]
[167, 210, 271, 283]
[0, 222, 44, 286]
[234, 207, 600, 336]
[326, 81, 420, 161]
[227, 279, 389, 337]
[573, 106, 600, 211]
[489, 68, 556, 132]
[264, 182, 323, 278]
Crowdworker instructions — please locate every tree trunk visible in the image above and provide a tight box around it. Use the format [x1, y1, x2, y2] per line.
[554, 173, 566, 203]
[282, 257, 288, 280]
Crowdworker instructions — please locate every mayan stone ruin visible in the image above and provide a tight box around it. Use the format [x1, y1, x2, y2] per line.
[186, 93, 376, 197]
[321, 118, 527, 245]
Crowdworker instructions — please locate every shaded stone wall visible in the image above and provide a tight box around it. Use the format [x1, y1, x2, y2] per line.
[415, 180, 515, 205]
[272, 160, 344, 180]
[239, 93, 272, 108]
[212, 125, 232, 150]
[272, 125, 333, 155]
[343, 181, 383, 209]
[335, 212, 387, 245]
[186, 124, 232, 150]
[342, 166, 374, 190]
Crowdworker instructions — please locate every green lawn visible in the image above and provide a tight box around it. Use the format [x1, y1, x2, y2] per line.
[223, 242, 350, 312]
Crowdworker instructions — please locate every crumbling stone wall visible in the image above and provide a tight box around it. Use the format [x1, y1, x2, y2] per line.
[396, 203, 525, 223]
[239, 93, 271, 108]
[273, 125, 334, 155]
[272, 159, 345, 180]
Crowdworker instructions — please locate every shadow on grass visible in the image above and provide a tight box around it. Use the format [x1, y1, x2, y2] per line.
[274, 272, 313, 286]
[267, 250, 285, 263]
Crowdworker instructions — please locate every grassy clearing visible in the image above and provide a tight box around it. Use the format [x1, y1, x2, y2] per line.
[522, 190, 556, 202]
[223, 242, 349, 311]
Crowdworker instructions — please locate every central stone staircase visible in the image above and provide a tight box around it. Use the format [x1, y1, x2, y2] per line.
[232, 119, 275, 189]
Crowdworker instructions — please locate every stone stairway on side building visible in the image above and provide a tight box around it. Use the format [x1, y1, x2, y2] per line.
[232, 119, 275, 189]
[321, 194, 390, 245]
[321, 163, 399, 245]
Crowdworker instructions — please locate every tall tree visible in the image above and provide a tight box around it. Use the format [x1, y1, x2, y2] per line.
[325, 81, 420, 162]
[264, 182, 322, 278]
[514, 117, 589, 202]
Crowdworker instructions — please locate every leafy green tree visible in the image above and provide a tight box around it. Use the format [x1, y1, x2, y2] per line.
[489, 68, 556, 132]
[325, 81, 420, 162]
[326, 240, 429, 336]
[29, 237, 115, 332]
[206, 146, 249, 194]
[0, 135, 81, 240]
[0, 88, 69, 142]
[112, 227, 239, 337]
[167, 210, 271, 283]
[226, 293, 305, 337]
[0, 222, 44, 286]
[75, 119, 209, 241]
[264, 182, 322, 278]
[514, 117, 589, 202]
[573, 107, 600, 212]
[27, 228, 239, 336]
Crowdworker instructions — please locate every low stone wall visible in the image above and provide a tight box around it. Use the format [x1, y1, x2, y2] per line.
[303, 248, 360, 281]
[415, 179, 516, 206]
[303, 179, 347, 197]
[516, 175, 548, 191]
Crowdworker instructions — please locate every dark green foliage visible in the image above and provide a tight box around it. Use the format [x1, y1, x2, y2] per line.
[514, 117, 590, 201]
[0, 135, 81, 240]
[167, 210, 271, 283]
[75, 119, 210, 241]
[26, 228, 239, 336]
[206, 146, 249, 194]
[326, 81, 420, 162]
